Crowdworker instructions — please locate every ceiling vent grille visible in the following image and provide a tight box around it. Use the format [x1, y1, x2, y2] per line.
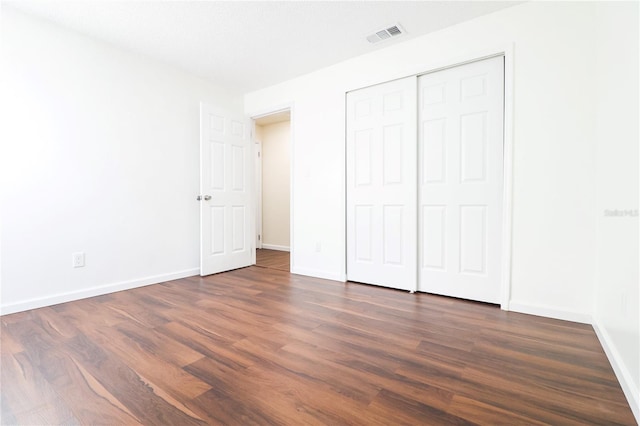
[367, 24, 404, 44]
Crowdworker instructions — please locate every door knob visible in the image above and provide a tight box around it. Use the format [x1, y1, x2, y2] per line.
[196, 195, 212, 201]
[203, 195, 212, 200]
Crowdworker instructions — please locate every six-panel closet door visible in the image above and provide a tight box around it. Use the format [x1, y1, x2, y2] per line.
[418, 56, 504, 303]
[346, 77, 417, 291]
[346, 56, 504, 301]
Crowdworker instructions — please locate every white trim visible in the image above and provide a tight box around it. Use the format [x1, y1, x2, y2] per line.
[291, 266, 346, 283]
[249, 117, 257, 265]
[500, 44, 515, 310]
[593, 320, 640, 423]
[289, 106, 295, 270]
[254, 137, 263, 250]
[0, 268, 199, 316]
[261, 244, 290, 252]
[250, 103, 292, 121]
[508, 301, 592, 324]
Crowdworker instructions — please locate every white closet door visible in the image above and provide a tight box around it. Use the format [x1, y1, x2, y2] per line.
[418, 56, 504, 303]
[346, 77, 417, 291]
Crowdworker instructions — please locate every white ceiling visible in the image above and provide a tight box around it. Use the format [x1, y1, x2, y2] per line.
[5, 1, 522, 93]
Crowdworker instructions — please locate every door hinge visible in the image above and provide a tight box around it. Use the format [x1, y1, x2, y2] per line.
[258, 235, 261, 241]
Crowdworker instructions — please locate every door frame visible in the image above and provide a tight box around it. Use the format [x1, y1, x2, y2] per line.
[254, 137, 262, 249]
[249, 104, 295, 263]
[344, 45, 514, 310]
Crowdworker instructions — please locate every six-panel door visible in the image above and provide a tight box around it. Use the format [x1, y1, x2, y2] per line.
[418, 56, 504, 303]
[346, 77, 417, 291]
[200, 103, 254, 276]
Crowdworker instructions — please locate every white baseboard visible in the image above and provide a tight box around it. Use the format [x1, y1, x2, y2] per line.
[290, 266, 346, 282]
[261, 244, 290, 252]
[593, 320, 640, 423]
[0, 268, 200, 316]
[508, 301, 592, 324]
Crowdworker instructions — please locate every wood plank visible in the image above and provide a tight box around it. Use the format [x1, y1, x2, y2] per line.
[62, 333, 208, 426]
[0, 321, 24, 354]
[39, 348, 144, 425]
[367, 388, 470, 425]
[0, 265, 635, 425]
[448, 395, 548, 426]
[1, 352, 78, 425]
[92, 324, 211, 400]
[256, 248, 290, 271]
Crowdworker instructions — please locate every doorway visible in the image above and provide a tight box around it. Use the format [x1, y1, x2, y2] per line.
[253, 110, 291, 271]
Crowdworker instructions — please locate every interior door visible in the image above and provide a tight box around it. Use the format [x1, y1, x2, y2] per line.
[418, 56, 504, 303]
[200, 102, 255, 276]
[346, 76, 417, 291]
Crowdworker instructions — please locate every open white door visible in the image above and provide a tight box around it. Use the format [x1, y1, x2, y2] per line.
[199, 102, 254, 276]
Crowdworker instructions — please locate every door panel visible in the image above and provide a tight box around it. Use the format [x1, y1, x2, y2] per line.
[346, 77, 417, 291]
[200, 103, 254, 276]
[418, 56, 504, 303]
[422, 205, 446, 270]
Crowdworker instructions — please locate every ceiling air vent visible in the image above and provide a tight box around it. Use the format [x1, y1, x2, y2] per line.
[367, 24, 404, 44]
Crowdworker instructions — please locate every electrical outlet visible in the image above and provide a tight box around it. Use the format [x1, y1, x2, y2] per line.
[72, 252, 85, 268]
[315, 242, 321, 253]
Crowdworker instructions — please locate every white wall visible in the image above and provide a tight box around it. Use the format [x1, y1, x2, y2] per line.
[593, 2, 639, 419]
[0, 8, 242, 314]
[245, 1, 599, 313]
[258, 121, 290, 249]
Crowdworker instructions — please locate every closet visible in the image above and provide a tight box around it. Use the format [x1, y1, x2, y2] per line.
[346, 56, 504, 304]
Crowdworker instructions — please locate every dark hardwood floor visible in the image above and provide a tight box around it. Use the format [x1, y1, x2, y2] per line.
[256, 248, 290, 272]
[1, 266, 635, 425]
